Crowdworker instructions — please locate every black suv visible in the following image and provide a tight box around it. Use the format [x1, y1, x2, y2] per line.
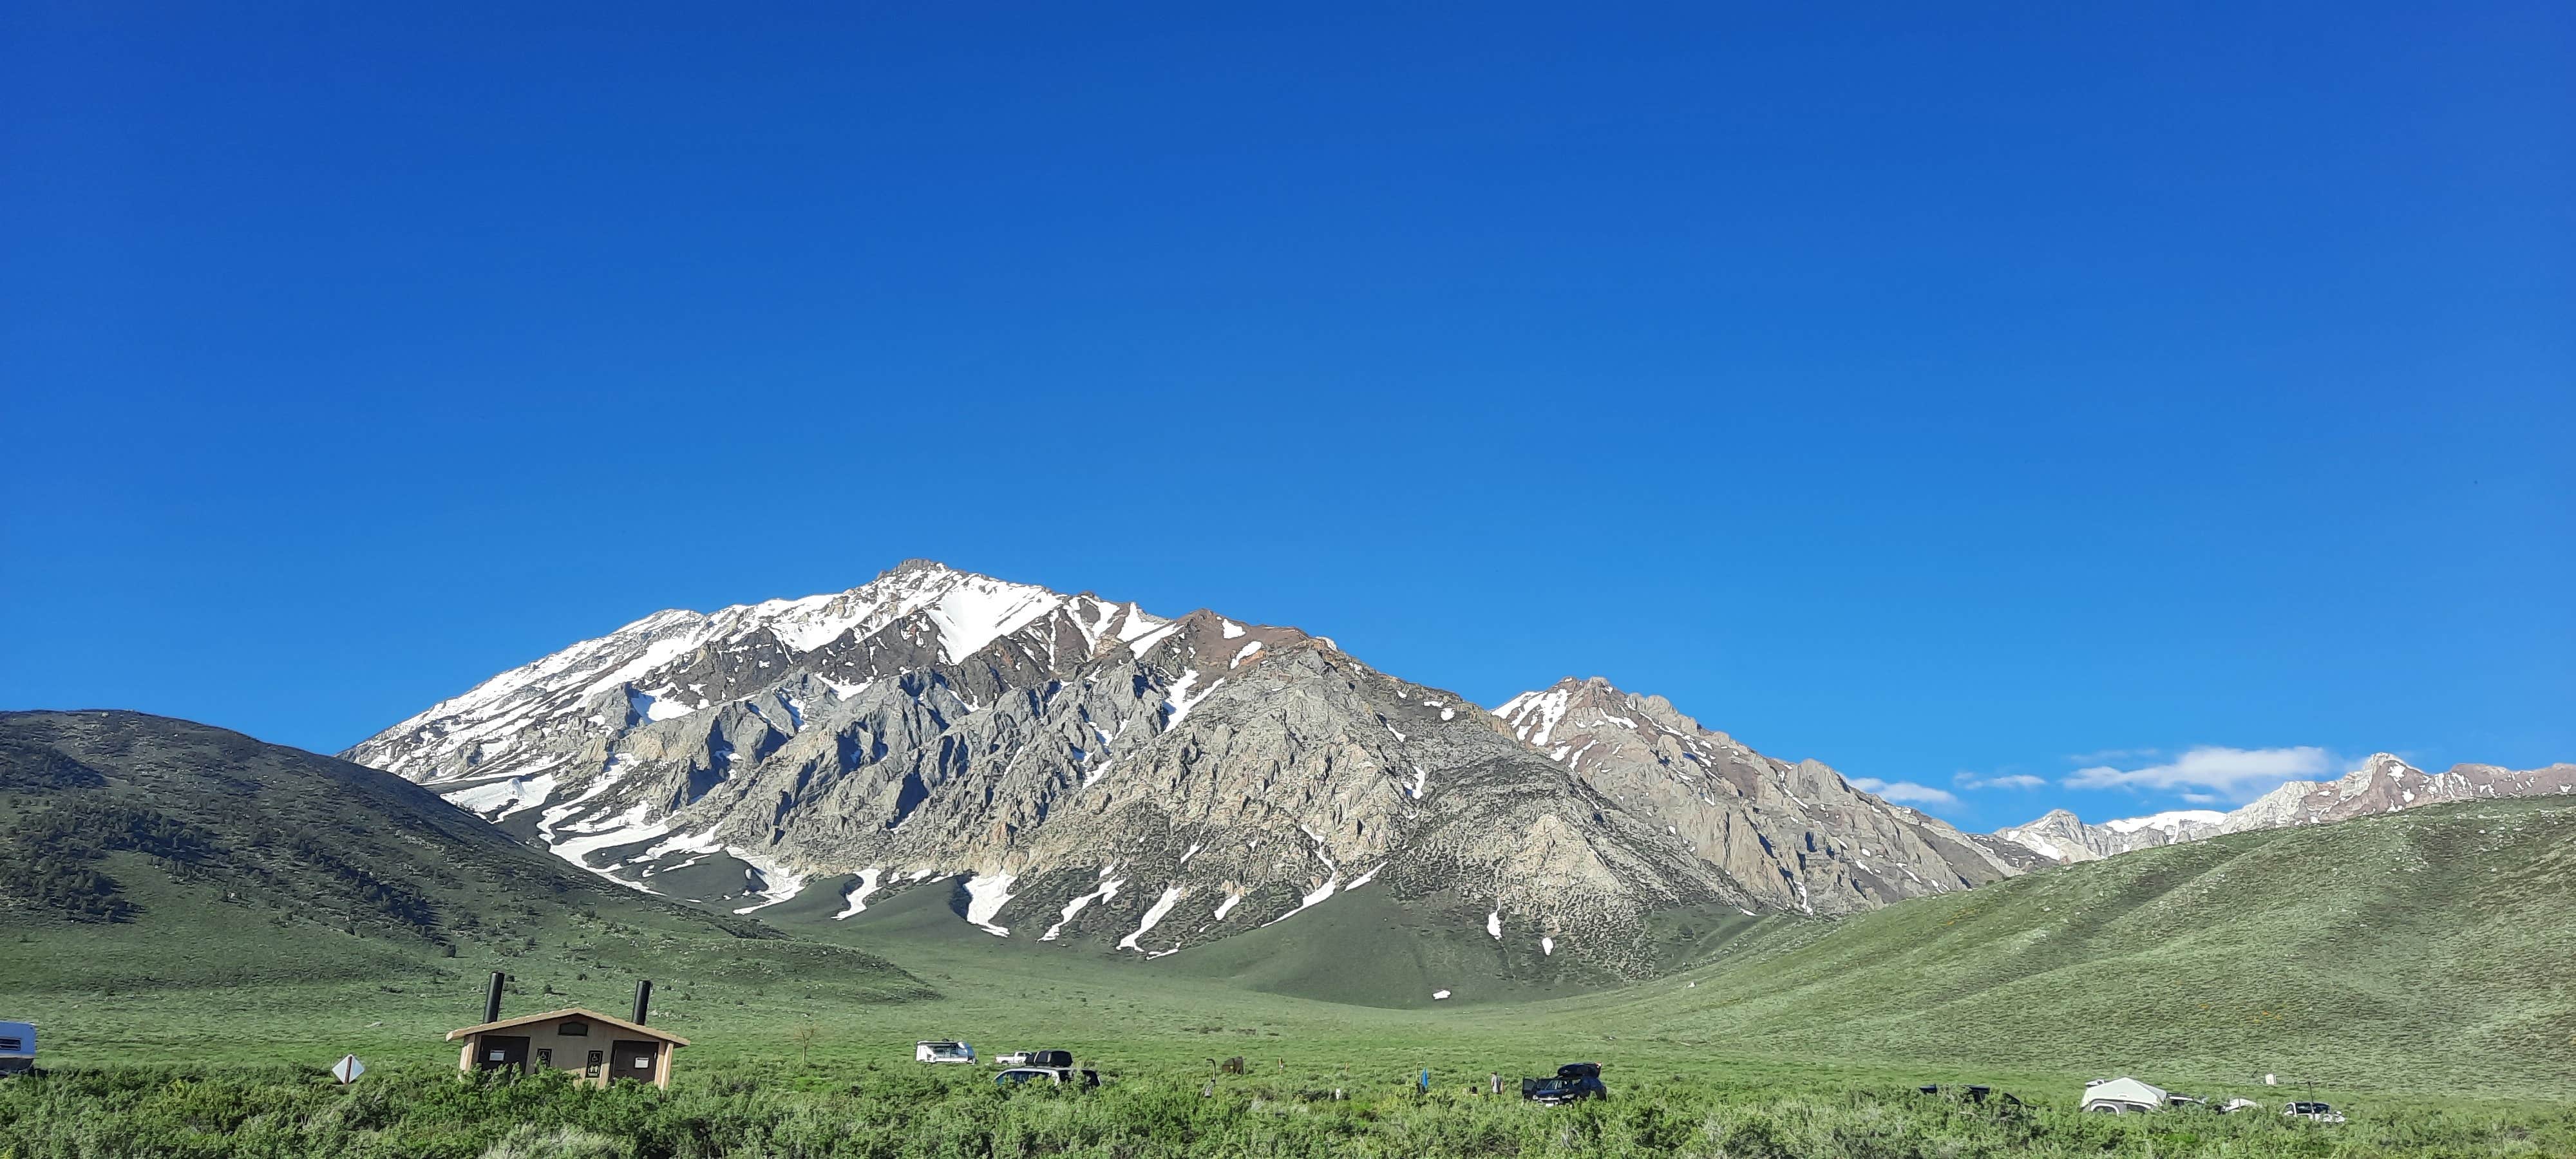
[1521, 1062, 1608, 1104]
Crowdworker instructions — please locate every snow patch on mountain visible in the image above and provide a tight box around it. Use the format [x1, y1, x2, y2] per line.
[2103, 809, 2226, 834]
[964, 872, 1018, 936]
[1118, 885, 1184, 950]
[833, 867, 885, 919]
[1043, 874, 1122, 941]
[922, 579, 1064, 663]
[1264, 876, 1340, 927]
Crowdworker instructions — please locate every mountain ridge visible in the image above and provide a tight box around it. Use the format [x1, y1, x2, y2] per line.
[343, 560, 2575, 981]
[343, 562, 2000, 979]
[1993, 752, 2576, 863]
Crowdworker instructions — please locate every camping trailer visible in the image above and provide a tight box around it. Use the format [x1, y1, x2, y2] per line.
[0, 1022, 32, 1076]
[2081, 1077, 2170, 1114]
[916, 1041, 976, 1064]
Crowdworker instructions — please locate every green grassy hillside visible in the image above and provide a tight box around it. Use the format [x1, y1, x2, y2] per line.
[0, 711, 931, 1062]
[1564, 795, 2576, 1095]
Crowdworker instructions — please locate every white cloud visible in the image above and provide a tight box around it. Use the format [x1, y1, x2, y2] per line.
[1955, 772, 2047, 790]
[2063, 746, 2336, 804]
[1850, 777, 1958, 806]
[2067, 748, 2161, 765]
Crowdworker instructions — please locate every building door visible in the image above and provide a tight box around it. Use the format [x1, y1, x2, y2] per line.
[475, 1035, 531, 1074]
[608, 1039, 659, 1082]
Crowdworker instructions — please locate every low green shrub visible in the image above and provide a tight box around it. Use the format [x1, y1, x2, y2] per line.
[0, 1062, 2568, 1158]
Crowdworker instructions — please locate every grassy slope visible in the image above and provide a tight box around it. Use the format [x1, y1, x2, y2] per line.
[1562, 795, 2576, 1096]
[0, 711, 931, 1064]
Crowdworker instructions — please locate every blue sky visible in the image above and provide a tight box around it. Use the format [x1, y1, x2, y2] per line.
[5, 3, 2568, 831]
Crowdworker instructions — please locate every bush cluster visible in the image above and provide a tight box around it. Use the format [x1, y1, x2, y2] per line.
[1, 1062, 2568, 1158]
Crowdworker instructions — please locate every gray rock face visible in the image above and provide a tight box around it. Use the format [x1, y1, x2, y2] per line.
[1490, 678, 2019, 915]
[348, 561, 1783, 977]
[1990, 753, 2576, 863]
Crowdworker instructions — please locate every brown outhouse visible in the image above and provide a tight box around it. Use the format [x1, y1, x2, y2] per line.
[446, 1007, 688, 1088]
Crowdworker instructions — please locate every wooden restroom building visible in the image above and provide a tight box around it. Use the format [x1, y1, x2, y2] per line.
[446, 975, 687, 1088]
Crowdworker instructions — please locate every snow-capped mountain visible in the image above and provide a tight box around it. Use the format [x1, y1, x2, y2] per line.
[348, 560, 2572, 968]
[1989, 808, 2227, 863]
[1491, 678, 2018, 914]
[1991, 753, 2576, 863]
[350, 561, 1823, 977]
[2222, 752, 2576, 829]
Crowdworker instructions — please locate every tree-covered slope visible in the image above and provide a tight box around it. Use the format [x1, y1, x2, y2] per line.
[1569, 795, 2576, 1095]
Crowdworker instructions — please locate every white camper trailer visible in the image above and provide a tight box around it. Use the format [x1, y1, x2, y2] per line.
[2081, 1077, 2169, 1114]
[915, 1040, 975, 1064]
[0, 1022, 33, 1076]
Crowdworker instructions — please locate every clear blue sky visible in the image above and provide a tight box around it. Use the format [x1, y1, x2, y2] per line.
[5, 3, 2568, 830]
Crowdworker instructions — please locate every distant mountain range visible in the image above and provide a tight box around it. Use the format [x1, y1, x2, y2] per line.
[342, 560, 2571, 977]
[1992, 752, 2576, 863]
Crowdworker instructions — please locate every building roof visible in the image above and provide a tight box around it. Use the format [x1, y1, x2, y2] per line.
[444, 1007, 690, 1046]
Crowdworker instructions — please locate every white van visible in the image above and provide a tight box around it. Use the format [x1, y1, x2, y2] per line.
[914, 1040, 974, 1064]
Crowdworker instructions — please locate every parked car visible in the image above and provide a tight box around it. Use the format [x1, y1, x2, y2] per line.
[914, 1040, 975, 1064]
[1520, 1062, 1608, 1104]
[0, 1022, 32, 1077]
[997, 1049, 1074, 1068]
[2284, 1101, 2347, 1123]
[1917, 1084, 2020, 1107]
[996, 1066, 1099, 1089]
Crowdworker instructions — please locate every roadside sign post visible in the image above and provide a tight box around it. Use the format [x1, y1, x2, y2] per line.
[332, 1055, 365, 1085]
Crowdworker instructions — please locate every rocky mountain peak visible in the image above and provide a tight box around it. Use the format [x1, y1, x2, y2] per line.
[1491, 675, 2017, 915]
[343, 567, 1774, 977]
